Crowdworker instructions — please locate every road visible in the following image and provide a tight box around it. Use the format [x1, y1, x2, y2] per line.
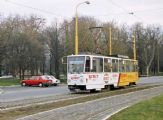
[138, 76, 163, 84]
[0, 76, 163, 103]
[17, 85, 163, 120]
[0, 85, 69, 102]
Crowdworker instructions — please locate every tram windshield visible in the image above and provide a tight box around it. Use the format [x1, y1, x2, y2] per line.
[68, 56, 85, 74]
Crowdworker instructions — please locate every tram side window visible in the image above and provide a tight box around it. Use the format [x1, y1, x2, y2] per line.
[126, 61, 130, 72]
[85, 57, 90, 72]
[92, 58, 103, 72]
[125, 61, 135, 72]
[112, 59, 118, 72]
[130, 61, 135, 72]
[104, 58, 111, 72]
[119, 60, 125, 72]
[134, 61, 138, 72]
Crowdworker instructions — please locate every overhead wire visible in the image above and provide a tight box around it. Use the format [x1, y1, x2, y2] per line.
[4, 0, 163, 24]
[88, 6, 163, 17]
[133, 7, 163, 13]
[5, 0, 71, 20]
[108, 0, 145, 22]
[109, 0, 129, 13]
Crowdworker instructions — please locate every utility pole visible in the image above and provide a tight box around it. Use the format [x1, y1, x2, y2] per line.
[75, 1, 90, 55]
[109, 27, 112, 55]
[133, 32, 136, 64]
[157, 44, 160, 73]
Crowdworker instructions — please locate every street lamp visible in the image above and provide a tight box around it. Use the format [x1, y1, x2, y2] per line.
[109, 27, 112, 55]
[75, 1, 90, 55]
[132, 33, 136, 64]
[128, 12, 137, 63]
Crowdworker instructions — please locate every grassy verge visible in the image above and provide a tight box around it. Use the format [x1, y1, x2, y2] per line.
[0, 78, 20, 86]
[60, 79, 67, 84]
[108, 95, 163, 120]
[0, 85, 160, 120]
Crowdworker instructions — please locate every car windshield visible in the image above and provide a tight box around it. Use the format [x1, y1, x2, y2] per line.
[30, 76, 38, 80]
[41, 76, 50, 80]
[68, 56, 85, 74]
[49, 76, 56, 79]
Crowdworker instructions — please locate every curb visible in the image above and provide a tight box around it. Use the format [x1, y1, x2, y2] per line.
[0, 85, 20, 89]
[0, 89, 3, 94]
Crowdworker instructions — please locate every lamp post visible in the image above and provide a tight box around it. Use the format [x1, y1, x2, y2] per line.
[128, 12, 137, 64]
[109, 27, 112, 55]
[132, 33, 136, 64]
[75, 1, 90, 55]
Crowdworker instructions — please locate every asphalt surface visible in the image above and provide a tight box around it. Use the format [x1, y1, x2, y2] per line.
[0, 85, 69, 102]
[17, 85, 163, 120]
[138, 76, 163, 84]
[0, 76, 163, 103]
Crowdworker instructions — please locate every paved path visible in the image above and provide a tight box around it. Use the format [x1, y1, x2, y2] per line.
[17, 86, 163, 120]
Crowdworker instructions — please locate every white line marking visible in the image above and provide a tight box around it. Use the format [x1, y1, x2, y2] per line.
[0, 89, 3, 94]
[101, 106, 129, 120]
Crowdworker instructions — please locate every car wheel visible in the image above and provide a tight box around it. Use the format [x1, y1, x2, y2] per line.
[38, 83, 43, 87]
[21, 82, 26, 86]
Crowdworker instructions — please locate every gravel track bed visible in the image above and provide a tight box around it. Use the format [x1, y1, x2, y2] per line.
[0, 93, 83, 110]
[17, 86, 163, 120]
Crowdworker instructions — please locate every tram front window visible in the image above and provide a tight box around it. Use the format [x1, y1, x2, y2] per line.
[68, 56, 85, 74]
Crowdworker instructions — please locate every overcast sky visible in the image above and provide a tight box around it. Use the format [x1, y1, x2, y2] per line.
[0, 0, 163, 26]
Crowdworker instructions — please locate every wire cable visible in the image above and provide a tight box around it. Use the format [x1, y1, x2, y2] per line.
[5, 0, 70, 19]
[109, 0, 145, 22]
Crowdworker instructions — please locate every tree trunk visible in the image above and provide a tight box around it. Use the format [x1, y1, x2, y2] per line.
[0, 64, 2, 77]
[22, 69, 25, 80]
[146, 42, 156, 76]
[19, 66, 22, 80]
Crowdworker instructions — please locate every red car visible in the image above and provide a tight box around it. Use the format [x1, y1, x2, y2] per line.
[21, 76, 52, 87]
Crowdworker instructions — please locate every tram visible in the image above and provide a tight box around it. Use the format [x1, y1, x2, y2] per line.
[66, 54, 138, 92]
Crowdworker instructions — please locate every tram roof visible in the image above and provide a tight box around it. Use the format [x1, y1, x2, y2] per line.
[67, 54, 132, 60]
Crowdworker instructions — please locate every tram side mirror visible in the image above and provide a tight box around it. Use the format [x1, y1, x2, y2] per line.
[62, 56, 67, 64]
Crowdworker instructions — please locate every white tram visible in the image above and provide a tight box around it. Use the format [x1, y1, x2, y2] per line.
[66, 54, 138, 92]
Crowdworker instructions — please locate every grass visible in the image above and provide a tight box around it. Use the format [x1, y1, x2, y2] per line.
[0, 78, 20, 86]
[108, 95, 163, 120]
[59, 74, 67, 83]
[0, 85, 159, 120]
[60, 78, 67, 84]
